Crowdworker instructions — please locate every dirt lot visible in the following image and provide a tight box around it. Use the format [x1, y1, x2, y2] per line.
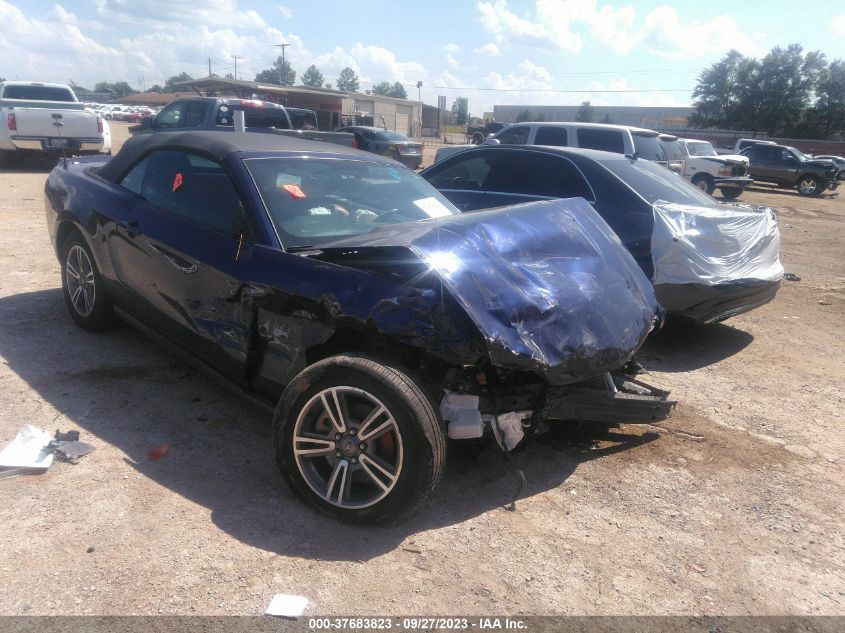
[0, 122, 843, 616]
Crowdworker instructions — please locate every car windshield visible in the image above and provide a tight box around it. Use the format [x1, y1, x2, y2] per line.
[685, 141, 717, 157]
[375, 130, 411, 142]
[632, 133, 667, 162]
[787, 146, 810, 161]
[661, 139, 683, 161]
[245, 157, 458, 248]
[599, 157, 716, 206]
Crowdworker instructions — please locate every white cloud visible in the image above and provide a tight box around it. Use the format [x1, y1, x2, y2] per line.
[475, 42, 501, 57]
[477, 0, 765, 58]
[95, 0, 267, 30]
[442, 43, 461, 53]
[277, 5, 294, 19]
[446, 53, 459, 69]
[830, 15, 845, 36]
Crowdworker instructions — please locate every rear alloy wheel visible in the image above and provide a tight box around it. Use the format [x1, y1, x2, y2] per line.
[692, 174, 715, 195]
[797, 175, 823, 196]
[275, 354, 445, 524]
[60, 232, 114, 330]
[719, 188, 742, 200]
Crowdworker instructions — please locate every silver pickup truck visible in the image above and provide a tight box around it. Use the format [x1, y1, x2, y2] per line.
[0, 82, 110, 166]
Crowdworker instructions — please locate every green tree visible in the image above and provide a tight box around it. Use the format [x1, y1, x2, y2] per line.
[756, 44, 826, 136]
[575, 101, 594, 122]
[300, 64, 324, 87]
[163, 72, 193, 93]
[451, 97, 468, 124]
[600, 113, 614, 124]
[147, 84, 163, 93]
[93, 81, 136, 97]
[690, 50, 749, 129]
[373, 81, 393, 96]
[255, 57, 295, 86]
[336, 67, 359, 92]
[391, 81, 407, 99]
[807, 59, 845, 138]
[516, 109, 532, 122]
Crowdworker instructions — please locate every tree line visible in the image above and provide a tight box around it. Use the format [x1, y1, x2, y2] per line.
[691, 44, 845, 139]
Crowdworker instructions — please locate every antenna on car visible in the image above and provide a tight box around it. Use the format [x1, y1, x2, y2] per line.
[52, 113, 68, 170]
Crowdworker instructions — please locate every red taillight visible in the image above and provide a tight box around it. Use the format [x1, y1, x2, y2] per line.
[97, 116, 103, 133]
[7, 113, 16, 131]
[351, 137, 358, 149]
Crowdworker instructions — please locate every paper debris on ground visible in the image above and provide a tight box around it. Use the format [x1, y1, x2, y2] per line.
[265, 593, 309, 618]
[0, 424, 54, 469]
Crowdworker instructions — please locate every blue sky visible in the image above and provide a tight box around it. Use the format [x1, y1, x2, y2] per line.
[2, 0, 845, 114]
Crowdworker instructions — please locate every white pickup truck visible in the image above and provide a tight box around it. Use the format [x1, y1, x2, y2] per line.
[675, 138, 753, 200]
[0, 81, 111, 166]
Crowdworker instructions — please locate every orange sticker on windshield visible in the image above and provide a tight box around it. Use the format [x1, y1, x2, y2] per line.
[172, 172, 183, 192]
[282, 183, 306, 199]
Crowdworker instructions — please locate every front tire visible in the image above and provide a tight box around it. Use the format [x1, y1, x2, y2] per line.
[274, 354, 446, 524]
[692, 174, 715, 195]
[719, 188, 742, 200]
[797, 175, 823, 196]
[60, 231, 114, 330]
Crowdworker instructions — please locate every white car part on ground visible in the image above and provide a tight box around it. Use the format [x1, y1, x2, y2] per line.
[651, 201, 784, 286]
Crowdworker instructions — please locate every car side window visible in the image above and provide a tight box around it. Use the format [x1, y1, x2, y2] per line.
[534, 126, 568, 146]
[576, 128, 625, 154]
[182, 101, 209, 127]
[495, 126, 530, 145]
[481, 152, 593, 200]
[747, 145, 766, 161]
[155, 103, 182, 128]
[119, 150, 241, 235]
[425, 154, 494, 190]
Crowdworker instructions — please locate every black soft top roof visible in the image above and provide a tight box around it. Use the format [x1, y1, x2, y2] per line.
[97, 131, 365, 183]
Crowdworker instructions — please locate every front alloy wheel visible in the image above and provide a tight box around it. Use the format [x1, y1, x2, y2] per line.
[797, 176, 822, 196]
[293, 386, 404, 509]
[275, 354, 445, 523]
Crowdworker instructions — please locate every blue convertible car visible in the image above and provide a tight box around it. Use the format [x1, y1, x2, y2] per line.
[45, 131, 673, 522]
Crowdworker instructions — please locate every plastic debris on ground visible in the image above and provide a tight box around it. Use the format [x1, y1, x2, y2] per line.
[265, 594, 309, 618]
[0, 424, 54, 471]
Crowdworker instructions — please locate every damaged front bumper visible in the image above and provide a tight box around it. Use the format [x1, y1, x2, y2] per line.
[442, 371, 675, 449]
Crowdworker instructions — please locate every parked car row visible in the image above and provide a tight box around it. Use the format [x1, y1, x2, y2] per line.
[441, 121, 841, 198]
[45, 125, 787, 523]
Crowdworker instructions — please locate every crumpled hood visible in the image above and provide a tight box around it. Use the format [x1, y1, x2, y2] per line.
[319, 198, 661, 383]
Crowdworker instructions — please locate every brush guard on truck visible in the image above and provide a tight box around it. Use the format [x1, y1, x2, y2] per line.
[540, 373, 675, 424]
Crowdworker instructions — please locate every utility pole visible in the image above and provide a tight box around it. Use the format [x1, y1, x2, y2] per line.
[274, 43, 290, 85]
[233, 55, 240, 80]
[416, 81, 423, 139]
[208, 57, 212, 77]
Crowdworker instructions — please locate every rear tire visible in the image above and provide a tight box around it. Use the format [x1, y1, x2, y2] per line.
[719, 188, 742, 200]
[60, 231, 115, 331]
[692, 174, 715, 195]
[274, 354, 446, 524]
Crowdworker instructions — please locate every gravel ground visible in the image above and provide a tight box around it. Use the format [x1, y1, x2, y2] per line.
[0, 122, 842, 616]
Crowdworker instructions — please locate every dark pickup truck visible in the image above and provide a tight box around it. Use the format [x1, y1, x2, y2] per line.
[740, 143, 839, 196]
[131, 97, 355, 147]
[466, 120, 507, 144]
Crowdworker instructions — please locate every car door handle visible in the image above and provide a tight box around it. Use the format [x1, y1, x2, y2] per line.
[146, 242, 198, 274]
[118, 219, 140, 237]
